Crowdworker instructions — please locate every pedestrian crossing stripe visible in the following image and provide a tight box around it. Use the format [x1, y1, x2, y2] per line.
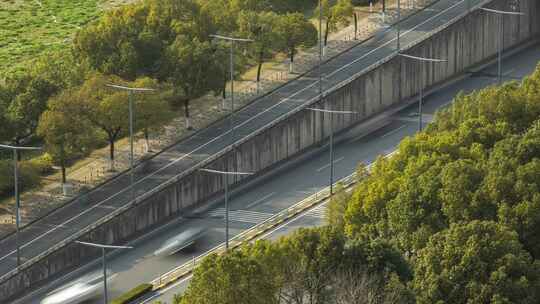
[306, 205, 326, 219]
[207, 209, 274, 224]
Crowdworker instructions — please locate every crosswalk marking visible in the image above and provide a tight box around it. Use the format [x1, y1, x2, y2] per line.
[306, 205, 327, 219]
[207, 208, 274, 224]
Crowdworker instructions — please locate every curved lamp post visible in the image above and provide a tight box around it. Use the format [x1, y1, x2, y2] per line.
[398, 53, 447, 131]
[0, 144, 41, 267]
[75, 241, 132, 304]
[200, 168, 252, 250]
[306, 108, 357, 196]
[479, 7, 524, 85]
[105, 84, 155, 205]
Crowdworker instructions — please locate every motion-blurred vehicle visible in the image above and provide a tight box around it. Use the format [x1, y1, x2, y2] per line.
[40, 270, 111, 304]
[154, 227, 207, 257]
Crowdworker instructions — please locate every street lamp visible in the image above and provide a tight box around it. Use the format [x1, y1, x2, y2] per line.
[306, 108, 356, 196]
[105, 84, 155, 204]
[398, 53, 447, 131]
[0, 144, 41, 267]
[210, 34, 253, 113]
[397, 0, 401, 51]
[199, 168, 252, 250]
[75, 241, 132, 304]
[480, 7, 524, 85]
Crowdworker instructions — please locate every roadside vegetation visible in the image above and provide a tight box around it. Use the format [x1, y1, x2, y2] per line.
[166, 66, 540, 303]
[0, 0, 365, 201]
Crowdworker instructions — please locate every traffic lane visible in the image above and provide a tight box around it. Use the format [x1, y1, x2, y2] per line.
[23, 114, 417, 304]
[152, 203, 329, 304]
[146, 42, 540, 304]
[0, 0, 468, 274]
[26, 44, 540, 304]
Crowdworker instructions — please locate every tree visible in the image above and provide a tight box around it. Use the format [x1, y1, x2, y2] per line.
[326, 182, 352, 231]
[181, 251, 276, 304]
[161, 37, 222, 130]
[0, 75, 59, 153]
[237, 11, 280, 92]
[76, 73, 130, 171]
[276, 227, 345, 304]
[37, 89, 93, 187]
[275, 13, 318, 73]
[413, 221, 540, 304]
[131, 77, 171, 153]
[315, 0, 354, 49]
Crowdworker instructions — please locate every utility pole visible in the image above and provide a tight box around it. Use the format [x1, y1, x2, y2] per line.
[199, 168, 252, 250]
[0, 144, 41, 267]
[305, 109, 356, 195]
[398, 53, 447, 131]
[479, 8, 524, 85]
[210, 35, 253, 229]
[105, 84, 155, 204]
[76, 241, 132, 304]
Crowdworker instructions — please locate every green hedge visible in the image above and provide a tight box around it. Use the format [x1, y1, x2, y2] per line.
[111, 283, 153, 304]
[0, 159, 47, 197]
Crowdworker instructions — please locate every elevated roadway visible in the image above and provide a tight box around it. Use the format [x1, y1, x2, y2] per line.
[0, 0, 487, 281]
[16, 42, 540, 304]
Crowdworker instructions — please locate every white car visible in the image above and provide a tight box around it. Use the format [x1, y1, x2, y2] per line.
[154, 227, 207, 257]
[41, 271, 111, 304]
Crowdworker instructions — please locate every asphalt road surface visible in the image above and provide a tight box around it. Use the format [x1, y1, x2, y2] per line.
[0, 0, 486, 278]
[17, 41, 540, 304]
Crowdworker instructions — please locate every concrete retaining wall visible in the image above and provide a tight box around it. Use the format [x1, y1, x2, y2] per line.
[2, 0, 539, 301]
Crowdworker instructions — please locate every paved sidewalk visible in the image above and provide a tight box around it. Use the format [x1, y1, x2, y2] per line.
[0, 0, 430, 237]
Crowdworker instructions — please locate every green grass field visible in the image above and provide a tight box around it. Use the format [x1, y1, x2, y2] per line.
[0, 0, 134, 74]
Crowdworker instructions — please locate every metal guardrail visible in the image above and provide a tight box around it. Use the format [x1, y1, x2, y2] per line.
[150, 168, 357, 290]
[0, 0, 486, 285]
[148, 150, 397, 291]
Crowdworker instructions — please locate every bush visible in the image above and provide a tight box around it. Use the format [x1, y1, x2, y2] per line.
[28, 153, 54, 175]
[111, 283, 153, 304]
[0, 158, 43, 198]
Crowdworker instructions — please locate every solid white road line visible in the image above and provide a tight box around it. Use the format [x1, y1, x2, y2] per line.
[246, 192, 275, 209]
[317, 157, 345, 172]
[0, 0, 466, 266]
[381, 125, 407, 138]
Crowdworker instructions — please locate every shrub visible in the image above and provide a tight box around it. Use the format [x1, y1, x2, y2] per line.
[0, 159, 43, 198]
[28, 153, 54, 175]
[111, 283, 153, 304]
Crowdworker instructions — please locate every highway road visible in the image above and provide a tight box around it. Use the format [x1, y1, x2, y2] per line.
[17, 42, 540, 304]
[0, 0, 486, 280]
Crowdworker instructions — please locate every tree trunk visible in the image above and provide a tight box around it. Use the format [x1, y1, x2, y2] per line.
[289, 47, 295, 73]
[324, 19, 330, 47]
[222, 76, 227, 110]
[184, 99, 192, 130]
[354, 13, 358, 40]
[109, 136, 115, 171]
[60, 146, 67, 185]
[257, 50, 264, 94]
[144, 129, 150, 153]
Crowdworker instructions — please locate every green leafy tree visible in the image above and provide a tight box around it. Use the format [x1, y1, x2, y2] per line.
[326, 183, 352, 231]
[181, 251, 276, 304]
[0, 76, 59, 152]
[276, 227, 345, 304]
[237, 11, 280, 92]
[37, 89, 93, 186]
[161, 37, 222, 130]
[131, 77, 171, 153]
[275, 13, 318, 73]
[413, 221, 540, 304]
[76, 73, 130, 171]
[73, 3, 158, 79]
[315, 0, 354, 48]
